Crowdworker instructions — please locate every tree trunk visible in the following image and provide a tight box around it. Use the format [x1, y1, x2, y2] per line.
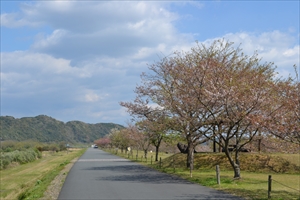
[234, 144, 241, 179]
[233, 163, 241, 178]
[258, 131, 262, 153]
[219, 137, 223, 152]
[144, 149, 148, 159]
[224, 145, 241, 179]
[155, 145, 159, 161]
[186, 141, 194, 170]
[187, 143, 194, 178]
[213, 137, 217, 152]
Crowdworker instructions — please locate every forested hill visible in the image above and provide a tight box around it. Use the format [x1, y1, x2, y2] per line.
[0, 115, 124, 143]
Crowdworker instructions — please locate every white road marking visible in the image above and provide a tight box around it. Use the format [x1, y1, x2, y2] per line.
[78, 159, 128, 162]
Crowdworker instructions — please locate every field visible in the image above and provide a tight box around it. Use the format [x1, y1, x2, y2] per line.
[0, 148, 86, 200]
[109, 149, 300, 200]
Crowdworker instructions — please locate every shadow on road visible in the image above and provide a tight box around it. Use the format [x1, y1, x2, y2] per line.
[84, 164, 243, 199]
[84, 164, 194, 184]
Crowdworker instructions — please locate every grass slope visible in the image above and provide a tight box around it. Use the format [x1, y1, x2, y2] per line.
[0, 149, 86, 200]
[162, 153, 300, 173]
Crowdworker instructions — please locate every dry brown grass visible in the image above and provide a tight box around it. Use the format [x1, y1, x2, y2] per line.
[0, 149, 85, 200]
[161, 152, 300, 174]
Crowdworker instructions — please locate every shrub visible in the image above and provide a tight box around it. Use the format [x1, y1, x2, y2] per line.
[0, 154, 12, 169]
[0, 148, 42, 170]
[49, 144, 58, 152]
[34, 148, 42, 159]
[58, 142, 67, 151]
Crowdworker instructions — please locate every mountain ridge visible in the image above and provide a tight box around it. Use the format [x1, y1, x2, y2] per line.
[0, 115, 124, 143]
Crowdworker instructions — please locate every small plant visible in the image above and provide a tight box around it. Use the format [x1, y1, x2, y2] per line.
[17, 191, 28, 200]
[36, 180, 42, 185]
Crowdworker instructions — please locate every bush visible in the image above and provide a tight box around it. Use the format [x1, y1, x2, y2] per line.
[58, 142, 67, 151]
[49, 144, 59, 152]
[0, 154, 12, 169]
[34, 148, 42, 159]
[0, 148, 42, 170]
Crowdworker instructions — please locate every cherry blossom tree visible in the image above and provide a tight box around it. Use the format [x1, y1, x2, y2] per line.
[121, 42, 219, 176]
[262, 70, 300, 144]
[135, 119, 164, 161]
[120, 39, 296, 179]
[94, 137, 111, 148]
[123, 123, 151, 158]
[120, 89, 174, 161]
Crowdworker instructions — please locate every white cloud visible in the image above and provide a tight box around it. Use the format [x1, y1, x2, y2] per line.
[283, 46, 300, 57]
[201, 31, 299, 77]
[1, 1, 184, 62]
[1, 51, 83, 76]
[188, 1, 205, 9]
[84, 93, 100, 103]
[0, 12, 40, 28]
[82, 90, 110, 103]
[32, 29, 68, 50]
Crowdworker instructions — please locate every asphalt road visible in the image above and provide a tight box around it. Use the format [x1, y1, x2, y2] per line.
[58, 148, 243, 200]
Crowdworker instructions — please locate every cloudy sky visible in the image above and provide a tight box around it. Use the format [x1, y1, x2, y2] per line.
[1, 1, 299, 125]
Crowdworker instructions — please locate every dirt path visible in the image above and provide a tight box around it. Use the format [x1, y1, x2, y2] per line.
[40, 158, 78, 200]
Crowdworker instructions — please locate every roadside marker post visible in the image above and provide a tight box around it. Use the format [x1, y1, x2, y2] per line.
[268, 175, 272, 199]
[216, 165, 220, 185]
[160, 157, 162, 168]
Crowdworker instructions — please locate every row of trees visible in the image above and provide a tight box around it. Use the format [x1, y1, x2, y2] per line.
[94, 123, 177, 162]
[119, 40, 299, 179]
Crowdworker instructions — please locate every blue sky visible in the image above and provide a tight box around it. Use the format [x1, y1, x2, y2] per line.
[1, 1, 299, 125]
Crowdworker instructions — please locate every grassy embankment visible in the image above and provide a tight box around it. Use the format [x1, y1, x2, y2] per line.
[0, 148, 86, 200]
[106, 149, 300, 200]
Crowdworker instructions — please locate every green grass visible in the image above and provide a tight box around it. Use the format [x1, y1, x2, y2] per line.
[106, 149, 300, 200]
[0, 148, 86, 200]
[160, 169, 300, 200]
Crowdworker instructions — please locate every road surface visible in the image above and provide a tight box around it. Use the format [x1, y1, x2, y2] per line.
[58, 148, 243, 200]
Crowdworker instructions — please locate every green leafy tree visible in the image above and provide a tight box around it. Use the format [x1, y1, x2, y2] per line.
[109, 128, 131, 153]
